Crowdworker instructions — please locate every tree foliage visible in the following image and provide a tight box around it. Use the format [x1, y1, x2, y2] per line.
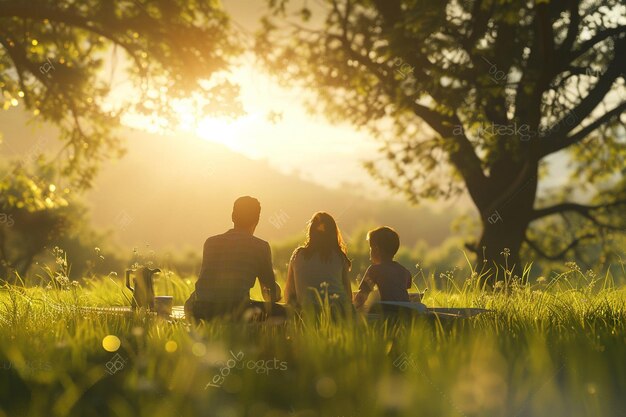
[0, 0, 243, 281]
[0, 0, 242, 189]
[257, 0, 626, 271]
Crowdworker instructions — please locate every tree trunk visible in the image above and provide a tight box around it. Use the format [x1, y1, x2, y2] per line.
[0, 229, 10, 284]
[478, 213, 529, 283]
[0, 264, 8, 284]
[476, 169, 537, 284]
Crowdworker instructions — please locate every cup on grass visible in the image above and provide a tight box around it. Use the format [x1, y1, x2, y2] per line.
[409, 292, 425, 303]
[154, 296, 173, 316]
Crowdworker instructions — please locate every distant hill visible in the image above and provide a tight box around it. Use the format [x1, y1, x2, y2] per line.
[1, 109, 464, 252]
[85, 128, 462, 250]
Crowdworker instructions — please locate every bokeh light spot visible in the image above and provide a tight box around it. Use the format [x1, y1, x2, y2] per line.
[102, 335, 121, 352]
[316, 376, 337, 398]
[165, 341, 178, 353]
[192, 342, 206, 357]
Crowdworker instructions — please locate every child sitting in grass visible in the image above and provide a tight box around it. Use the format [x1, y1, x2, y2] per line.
[353, 226, 412, 309]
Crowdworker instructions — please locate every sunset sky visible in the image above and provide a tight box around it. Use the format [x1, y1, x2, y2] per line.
[102, 0, 574, 204]
[118, 0, 383, 195]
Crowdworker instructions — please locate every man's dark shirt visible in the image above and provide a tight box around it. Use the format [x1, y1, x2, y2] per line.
[193, 229, 276, 304]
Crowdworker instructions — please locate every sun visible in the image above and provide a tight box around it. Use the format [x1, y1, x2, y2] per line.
[194, 114, 261, 154]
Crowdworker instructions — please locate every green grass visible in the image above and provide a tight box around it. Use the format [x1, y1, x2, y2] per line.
[1, 264, 626, 417]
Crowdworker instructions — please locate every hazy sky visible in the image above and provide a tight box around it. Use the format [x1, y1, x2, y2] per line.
[211, 0, 583, 199]
[118, 0, 384, 196]
[111, 0, 572, 204]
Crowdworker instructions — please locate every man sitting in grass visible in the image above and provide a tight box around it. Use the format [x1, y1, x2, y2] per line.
[184, 196, 284, 321]
[353, 226, 412, 310]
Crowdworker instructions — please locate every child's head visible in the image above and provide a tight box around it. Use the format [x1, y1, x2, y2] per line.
[367, 226, 400, 263]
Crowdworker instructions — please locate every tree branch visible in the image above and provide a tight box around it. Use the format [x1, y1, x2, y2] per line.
[367, 0, 489, 204]
[538, 101, 626, 157]
[465, 0, 493, 49]
[567, 25, 626, 64]
[531, 199, 626, 230]
[524, 233, 595, 261]
[557, 1, 580, 57]
[0, 2, 149, 78]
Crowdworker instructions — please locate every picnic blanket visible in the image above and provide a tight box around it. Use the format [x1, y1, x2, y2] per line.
[78, 305, 186, 320]
[362, 301, 491, 320]
[78, 304, 490, 320]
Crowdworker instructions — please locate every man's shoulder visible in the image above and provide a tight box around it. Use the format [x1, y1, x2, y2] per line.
[204, 232, 228, 244]
[204, 230, 269, 250]
[250, 235, 270, 248]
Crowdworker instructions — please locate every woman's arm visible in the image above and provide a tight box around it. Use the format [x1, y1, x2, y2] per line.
[342, 262, 352, 301]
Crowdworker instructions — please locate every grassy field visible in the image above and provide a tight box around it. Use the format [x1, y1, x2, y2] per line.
[1, 263, 626, 417]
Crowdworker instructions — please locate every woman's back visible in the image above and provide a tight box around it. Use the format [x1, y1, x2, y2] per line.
[291, 248, 348, 305]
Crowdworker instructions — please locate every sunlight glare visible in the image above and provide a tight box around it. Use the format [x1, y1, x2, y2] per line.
[195, 116, 248, 149]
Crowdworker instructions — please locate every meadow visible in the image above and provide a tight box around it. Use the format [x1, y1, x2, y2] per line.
[1, 255, 626, 417]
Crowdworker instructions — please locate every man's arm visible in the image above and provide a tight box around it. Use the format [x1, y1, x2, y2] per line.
[197, 239, 212, 283]
[258, 242, 280, 302]
[284, 258, 297, 305]
[186, 238, 211, 310]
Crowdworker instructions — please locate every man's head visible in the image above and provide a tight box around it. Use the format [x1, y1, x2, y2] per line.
[367, 226, 400, 263]
[232, 196, 261, 233]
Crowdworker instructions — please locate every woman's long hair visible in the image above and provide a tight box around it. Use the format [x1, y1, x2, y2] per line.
[299, 212, 351, 268]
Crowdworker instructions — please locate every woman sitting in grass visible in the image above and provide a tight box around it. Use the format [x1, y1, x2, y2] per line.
[284, 212, 352, 312]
